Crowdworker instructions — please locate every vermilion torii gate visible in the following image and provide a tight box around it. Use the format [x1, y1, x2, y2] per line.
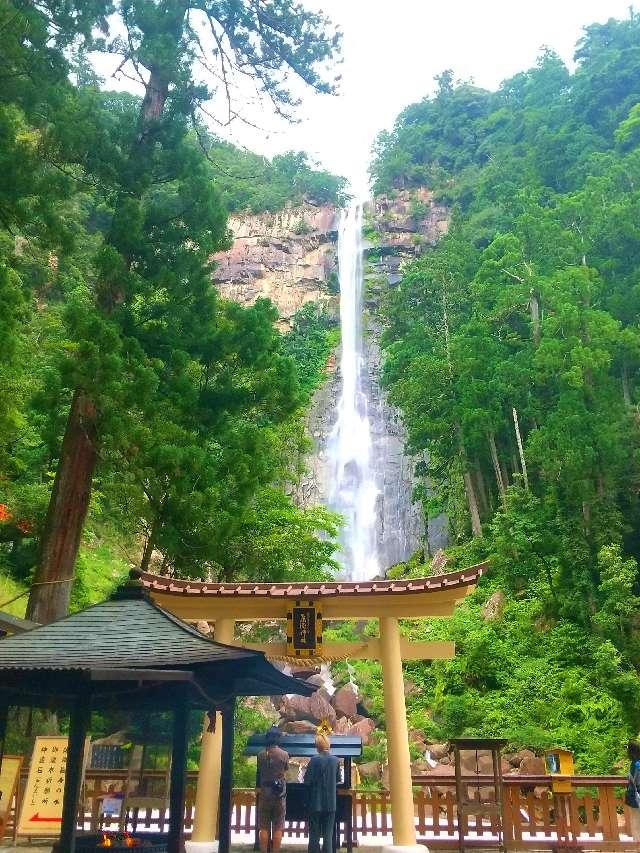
[141, 563, 485, 853]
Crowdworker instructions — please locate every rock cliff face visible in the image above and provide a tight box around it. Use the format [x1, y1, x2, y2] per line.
[362, 189, 450, 558]
[212, 189, 449, 567]
[213, 203, 339, 329]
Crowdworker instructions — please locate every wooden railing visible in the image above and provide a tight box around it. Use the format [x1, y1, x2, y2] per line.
[3, 768, 639, 849]
[412, 774, 638, 850]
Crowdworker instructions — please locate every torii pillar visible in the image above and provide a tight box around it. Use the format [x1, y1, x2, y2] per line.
[144, 564, 485, 853]
[380, 615, 424, 853]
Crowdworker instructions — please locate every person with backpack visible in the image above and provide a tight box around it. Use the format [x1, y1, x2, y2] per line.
[627, 740, 640, 841]
[257, 728, 289, 853]
[304, 733, 340, 853]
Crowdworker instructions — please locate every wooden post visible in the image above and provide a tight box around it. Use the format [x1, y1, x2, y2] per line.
[344, 756, 353, 853]
[59, 698, 91, 853]
[168, 686, 190, 853]
[0, 704, 8, 774]
[191, 618, 235, 849]
[217, 699, 235, 853]
[379, 615, 420, 850]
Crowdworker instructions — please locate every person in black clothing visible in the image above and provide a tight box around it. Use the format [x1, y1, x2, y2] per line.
[304, 733, 340, 853]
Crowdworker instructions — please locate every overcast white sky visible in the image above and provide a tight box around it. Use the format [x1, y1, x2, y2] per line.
[95, 1, 635, 195]
[229, 0, 635, 195]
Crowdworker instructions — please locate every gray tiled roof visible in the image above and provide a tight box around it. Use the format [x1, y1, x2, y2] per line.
[0, 596, 251, 671]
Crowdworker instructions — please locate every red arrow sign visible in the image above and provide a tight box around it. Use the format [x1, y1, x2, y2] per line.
[29, 813, 63, 823]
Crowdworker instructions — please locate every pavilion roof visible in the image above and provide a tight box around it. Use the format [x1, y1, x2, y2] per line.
[0, 609, 38, 635]
[0, 596, 251, 671]
[140, 563, 486, 600]
[0, 572, 315, 709]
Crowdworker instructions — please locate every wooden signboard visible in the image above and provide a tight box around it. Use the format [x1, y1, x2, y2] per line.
[0, 755, 22, 841]
[17, 736, 87, 837]
[287, 599, 322, 658]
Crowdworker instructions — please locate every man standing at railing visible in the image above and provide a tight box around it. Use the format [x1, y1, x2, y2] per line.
[627, 741, 640, 843]
[257, 728, 289, 853]
[304, 734, 340, 853]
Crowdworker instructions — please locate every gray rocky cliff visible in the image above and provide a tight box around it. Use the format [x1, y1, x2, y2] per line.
[212, 191, 448, 570]
[362, 189, 450, 561]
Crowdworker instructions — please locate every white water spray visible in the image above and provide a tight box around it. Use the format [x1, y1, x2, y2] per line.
[328, 203, 380, 581]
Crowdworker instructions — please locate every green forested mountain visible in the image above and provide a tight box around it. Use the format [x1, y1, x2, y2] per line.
[204, 142, 349, 213]
[0, 1, 342, 623]
[367, 12, 640, 769]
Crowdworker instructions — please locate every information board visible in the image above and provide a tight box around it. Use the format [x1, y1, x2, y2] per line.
[0, 755, 22, 840]
[17, 736, 84, 837]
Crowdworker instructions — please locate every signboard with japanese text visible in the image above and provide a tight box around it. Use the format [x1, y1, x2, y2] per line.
[17, 736, 88, 837]
[0, 755, 22, 840]
[287, 599, 322, 657]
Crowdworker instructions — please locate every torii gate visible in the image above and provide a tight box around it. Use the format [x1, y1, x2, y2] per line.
[141, 563, 484, 853]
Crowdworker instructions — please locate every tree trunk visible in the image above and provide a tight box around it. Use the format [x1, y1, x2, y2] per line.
[530, 289, 541, 345]
[488, 432, 507, 502]
[140, 519, 159, 572]
[27, 390, 98, 623]
[512, 407, 529, 490]
[463, 470, 483, 538]
[474, 462, 489, 516]
[455, 423, 482, 537]
[499, 456, 510, 491]
[622, 362, 633, 409]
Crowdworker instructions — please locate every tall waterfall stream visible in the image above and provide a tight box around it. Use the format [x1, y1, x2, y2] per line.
[327, 204, 381, 581]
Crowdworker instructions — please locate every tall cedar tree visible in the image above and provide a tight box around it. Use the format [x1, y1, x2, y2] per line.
[25, 1, 341, 623]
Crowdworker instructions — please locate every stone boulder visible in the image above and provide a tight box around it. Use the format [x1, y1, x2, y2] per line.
[409, 729, 427, 750]
[520, 754, 546, 775]
[282, 720, 318, 735]
[482, 590, 506, 622]
[333, 717, 352, 735]
[279, 693, 336, 726]
[358, 761, 381, 781]
[403, 679, 419, 697]
[422, 763, 455, 777]
[460, 751, 495, 775]
[426, 742, 450, 761]
[349, 718, 376, 745]
[508, 749, 534, 768]
[308, 691, 337, 727]
[431, 549, 449, 574]
[332, 684, 358, 719]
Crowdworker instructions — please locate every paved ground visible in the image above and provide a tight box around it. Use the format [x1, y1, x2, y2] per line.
[0, 845, 387, 852]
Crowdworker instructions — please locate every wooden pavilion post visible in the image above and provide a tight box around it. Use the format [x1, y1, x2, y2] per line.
[190, 617, 235, 852]
[59, 696, 91, 853]
[168, 684, 190, 853]
[0, 704, 8, 771]
[217, 698, 236, 853]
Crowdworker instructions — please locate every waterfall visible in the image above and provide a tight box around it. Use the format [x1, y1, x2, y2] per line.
[328, 203, 380, 581]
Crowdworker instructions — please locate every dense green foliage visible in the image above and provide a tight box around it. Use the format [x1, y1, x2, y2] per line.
[0, 0, 343, 620]
[369, 12, 640, 770]
[206, 143, 349, 212]
[282, 303, 340, 404]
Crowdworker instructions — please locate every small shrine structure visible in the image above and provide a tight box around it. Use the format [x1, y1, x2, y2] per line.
[0, 571, 315, 853]
[142, 562, 485, 853]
